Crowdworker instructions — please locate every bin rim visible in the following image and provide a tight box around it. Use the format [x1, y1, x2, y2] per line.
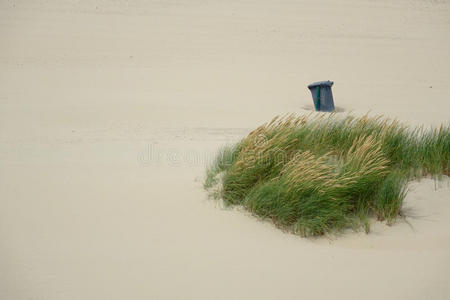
[308, 80, 334, 89]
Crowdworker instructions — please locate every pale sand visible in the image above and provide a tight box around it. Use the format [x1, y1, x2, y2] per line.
[1, 1, 450, 299]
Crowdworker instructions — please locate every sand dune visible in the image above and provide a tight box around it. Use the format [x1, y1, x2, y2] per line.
[1, 1, 449, 299]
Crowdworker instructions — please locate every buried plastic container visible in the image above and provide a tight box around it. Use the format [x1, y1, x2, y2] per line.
[308, 81, 335, 112]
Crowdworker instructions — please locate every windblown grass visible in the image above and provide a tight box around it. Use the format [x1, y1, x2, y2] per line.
[204, 114, 449, 237]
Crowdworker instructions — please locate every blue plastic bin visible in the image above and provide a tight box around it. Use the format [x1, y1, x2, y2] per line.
[308, 81, 335, 112]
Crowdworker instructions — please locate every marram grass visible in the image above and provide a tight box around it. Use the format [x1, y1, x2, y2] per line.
[204, 114, 449, 237]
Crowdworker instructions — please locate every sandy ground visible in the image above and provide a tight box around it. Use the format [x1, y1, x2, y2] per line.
[1, 0, 450, 299]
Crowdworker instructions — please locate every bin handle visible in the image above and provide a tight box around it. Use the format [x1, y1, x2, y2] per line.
[315, 86, 321, 111]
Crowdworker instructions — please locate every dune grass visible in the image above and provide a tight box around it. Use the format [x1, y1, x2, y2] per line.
[204, 114, 449, 237]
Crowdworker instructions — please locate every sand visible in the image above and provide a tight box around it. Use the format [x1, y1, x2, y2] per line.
[1, 0, 450, 299]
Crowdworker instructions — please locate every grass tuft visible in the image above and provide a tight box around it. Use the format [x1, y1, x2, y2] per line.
[204, 114, 449, 237]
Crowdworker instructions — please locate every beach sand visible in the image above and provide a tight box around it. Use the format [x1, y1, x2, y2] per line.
[1, 1, 449, 299]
